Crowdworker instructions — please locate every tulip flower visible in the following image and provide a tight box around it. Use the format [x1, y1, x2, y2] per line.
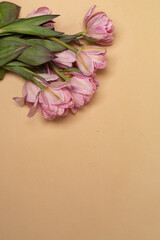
[83, 5, 114, 45]
[26, 7, 54, 28]
[26, 7, 51, 18]
[68, 72, 98, 113]
[53, 50, 77, 69]
[13, 74, 73, 120]
[76, 46, 107, 76]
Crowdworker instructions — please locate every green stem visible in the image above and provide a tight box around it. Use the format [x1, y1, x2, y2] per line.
[3, 65, 46, 90]
[75, 31, 86, 36]
[20, 67, 46, 90]
[50, 63, 70, 82]
[30, 77, 46, 90]
[50, 37, 78, 53]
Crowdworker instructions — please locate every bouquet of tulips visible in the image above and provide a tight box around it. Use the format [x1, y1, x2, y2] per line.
[0, 1, 114, 120]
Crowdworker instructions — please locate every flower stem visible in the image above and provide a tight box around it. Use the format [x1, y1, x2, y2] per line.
[50, 63, 70, 82]
[20, 67, 46, 90]
[75, 31, 86, 36]
[31, 78, 46, 90]
[3, 65, 46, 90]
[50, 37, 78, 53]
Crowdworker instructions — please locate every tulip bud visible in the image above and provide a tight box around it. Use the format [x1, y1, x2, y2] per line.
[83, 5, 114, 45]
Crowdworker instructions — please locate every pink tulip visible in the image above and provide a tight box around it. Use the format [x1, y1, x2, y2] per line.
[84, 5, 114, 45]
[38, 83, 73, 120]
[13, 74, 73, 120]
[76, 46, 107, 76]
[26, 7, 53, 28]
[68, 72, 98, 113]
[26, 7, 51, 18]
[53, 50, 77, 69]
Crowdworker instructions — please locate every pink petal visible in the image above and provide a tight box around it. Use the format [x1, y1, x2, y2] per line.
[26, 7, 51, 18]
[54, 50, 76, 68]
[45, 63, 55, 74]
[25, 81, 41, 103]
[71, 92, 85, 107]
[69, 76, 94, 95]
[82, 46, 106, 55]
[13, 97, 25, 106]
[89, 54, 107, 70]
[76, 51, 94, 76]
[40, 89, 63, 106]
[55, 50, 76, 63]
[71, 106, 78, 113]
[38, 105, 56, 120]
[84, 5, 96, 28]
[49, 81, 69, 89]
[86, 28, 106, 39]
[87, 12, 108, 30]
[38, 73, 59, 82]
[99, 36, 114, 45]
[27, 98, 38, 118]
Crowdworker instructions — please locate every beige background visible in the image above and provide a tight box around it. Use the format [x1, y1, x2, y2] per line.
[0, 0, 160, 239]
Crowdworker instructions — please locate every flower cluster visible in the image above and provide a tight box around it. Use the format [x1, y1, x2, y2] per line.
[14, 72, 98, 119]
[0, 2, 114, 120]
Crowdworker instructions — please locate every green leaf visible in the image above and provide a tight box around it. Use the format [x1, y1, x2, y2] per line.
[0, 24, 63, 37]
[2, 35, 80, 56]
[17, 44, 54, 66]
[2, 36, 66, 53]
[0, 2, 21, 27]
[58, 34, 78, 43]
[1, 35, 25, 43]
[26, 38, 66, 52]
[0, 32, 15, 37]
[2, 35, 80, 52]
[0, 40, 29, 66]
[3, 65, 33, 80]
[12, 14, 59, 26]
[0, 67, 5, 80]
[5, 61, 29, 67]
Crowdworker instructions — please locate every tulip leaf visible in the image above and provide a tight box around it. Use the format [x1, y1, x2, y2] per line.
[0, 24, 63, 37]
[0, 32, 15, 37]
[1, 36, 66, 52]
[0, 40, 29, 66]
[58, 34, 78, 43]
[17, 44, 54, 66]
[3, 65, 33, 80]
[12, 15, 59, 26]
[0, 2, 21, 27]
[5, 61, 29, 67]
[26, 38, 66, 52]
[1, 36, 25, 43]
[0, 67, 5, 80]
[1, 35, 78, 53]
